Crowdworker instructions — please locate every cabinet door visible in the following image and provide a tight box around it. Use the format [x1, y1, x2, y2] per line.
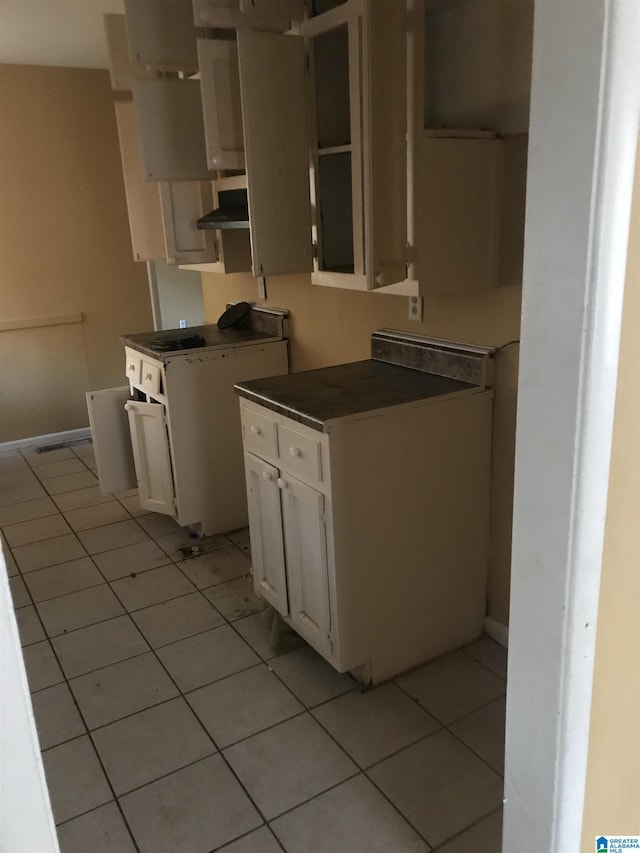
[86, 387, 137, 495]
[197, 39, 245, 171]
[237, 29, 314, 276]
[126, 401, 176, 516]
[279, 474, 331, 655]
[245, 454, 288, 615]
[104, 14, 155, 92]
[114, 102, 166, 262]
[125, 0, 198, 71]
[193, 0, 291, 31]
[133, 79, 215, 182]
[305, 1, 407, 289]
[159, 181, 219, 265]
[362, 0, 407, 288]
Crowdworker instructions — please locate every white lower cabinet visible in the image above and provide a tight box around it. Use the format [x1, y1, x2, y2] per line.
[125, 400, 176, 515]
[240, 389, 494, 684]
[280, 474, 332, 658]
[244, 454, 287, 614]
[246, 451, 333, 657]
[88, 338, 289, 536]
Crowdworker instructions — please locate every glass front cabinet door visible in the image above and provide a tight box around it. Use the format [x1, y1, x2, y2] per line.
[234, 0, 408, 289]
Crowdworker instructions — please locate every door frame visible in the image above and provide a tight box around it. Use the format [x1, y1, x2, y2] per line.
[503, 2, 640, 851]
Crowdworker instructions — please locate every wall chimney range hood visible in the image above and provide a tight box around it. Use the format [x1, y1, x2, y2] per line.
[196, 188, 249, 230]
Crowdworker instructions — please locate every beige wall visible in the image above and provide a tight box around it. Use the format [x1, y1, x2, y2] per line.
[0, 64, 153, 442]
[581, 144, 640, 848]
[202, 274, 522, 625]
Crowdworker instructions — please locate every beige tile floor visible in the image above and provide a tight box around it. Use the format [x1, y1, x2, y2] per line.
[1, 442, 507, 853]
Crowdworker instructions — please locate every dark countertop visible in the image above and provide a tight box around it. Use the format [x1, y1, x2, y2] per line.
[121, 323, 278, 360]
[235, 360, 477, 431]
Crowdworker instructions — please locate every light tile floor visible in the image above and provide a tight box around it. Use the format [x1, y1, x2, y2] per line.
[1, 442, 507, 853]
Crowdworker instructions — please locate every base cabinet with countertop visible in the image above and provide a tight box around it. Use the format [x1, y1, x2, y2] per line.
[87, 308, 289, 537]
[236, 331, 495, 684]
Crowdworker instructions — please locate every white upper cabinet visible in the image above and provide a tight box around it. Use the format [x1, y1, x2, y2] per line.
[230, 1, 407, 288]
[303, 0, 408, 289]
[237, 29, 314, 277]
[193, 0, 293, 30]
[361, 0, 408, 288]
[114, 101, 167, 262]
[197, 39, 245, 171]
[133, 79, 215, 182]
[159, 181, 219, 265]
[125, 0, 198, 72]
[104, 14, 155, 91]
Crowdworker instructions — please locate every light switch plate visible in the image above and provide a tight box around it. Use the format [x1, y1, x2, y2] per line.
[408, 296, 423, 322]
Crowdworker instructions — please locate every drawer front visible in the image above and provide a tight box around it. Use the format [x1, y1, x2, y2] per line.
[125, 351, 142, 386]
[278, 423, 322, 483]
[242, 407, 278, 459]
[140, 360, 162, 396]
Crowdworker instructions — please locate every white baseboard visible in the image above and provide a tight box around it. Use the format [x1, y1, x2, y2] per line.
[0, 427, 92, 454]
[485, 616, 509, 648]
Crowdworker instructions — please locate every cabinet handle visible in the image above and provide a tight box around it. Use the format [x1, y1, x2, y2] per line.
[261, 471, 273, 482]
[277, 478, 288, 490]
[145, 373, 153, 381]
[289, 446, 301, 458]
[250, 425, 262, 436]
[128, 364, 135, 372]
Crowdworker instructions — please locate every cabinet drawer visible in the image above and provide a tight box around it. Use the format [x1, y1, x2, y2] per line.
[140, 360, 162, 396]
[243, 407, 278, 458]
[278, 423, 322, 483]
[125, 352, 142, 386]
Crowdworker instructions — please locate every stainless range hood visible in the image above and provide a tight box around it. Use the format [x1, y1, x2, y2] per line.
[196, 188, 249, 230]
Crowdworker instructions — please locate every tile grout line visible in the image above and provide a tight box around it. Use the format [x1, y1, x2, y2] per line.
[430, 803, 504, 852]
[8, 475, 503, 851]
[209, 822, 287, 853]
[460, 644, 508, 682]
[13, 470, 147, 851]
[87, 545, 289, 848]
[23, 599, 142, 852]
[391, 679, 506, 780]
[89, 521, 389, 851]
[206, 612, 441, 850]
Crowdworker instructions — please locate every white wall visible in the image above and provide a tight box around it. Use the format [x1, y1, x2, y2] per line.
[0, 547, 59, 853]
[503, 1, 640, 850]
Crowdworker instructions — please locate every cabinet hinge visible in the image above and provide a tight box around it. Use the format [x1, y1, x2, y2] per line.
[312, 241, 318, 259]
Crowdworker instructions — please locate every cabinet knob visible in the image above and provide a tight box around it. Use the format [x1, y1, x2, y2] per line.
[128, 364, 135, 372]
[261, 471, 273, 482]
[289, 446, 301, 458]
[277, 478, 288, 490]
[250, 425, 262, 436]
[145, 373, 153, 381]
[124, 403, 133, 412]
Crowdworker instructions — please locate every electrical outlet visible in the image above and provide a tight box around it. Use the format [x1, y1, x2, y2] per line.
[408, 296, 423, 322]
[179, 319, 187, 329]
